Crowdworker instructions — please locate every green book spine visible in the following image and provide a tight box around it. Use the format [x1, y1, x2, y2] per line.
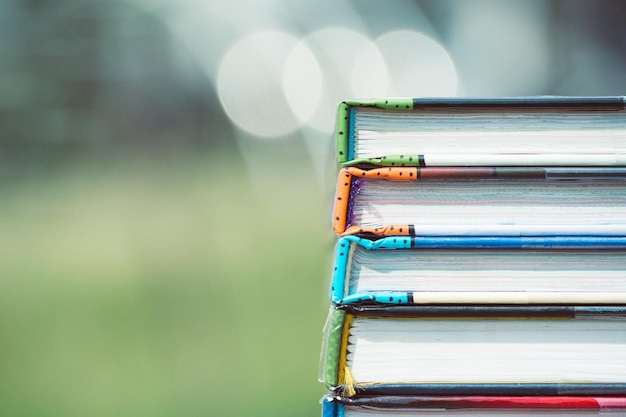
[321, 308, 346, 389]
[336, 98, 414, 164]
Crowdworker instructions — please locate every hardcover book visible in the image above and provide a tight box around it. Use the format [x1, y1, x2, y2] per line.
[330, 235, 626, 305]
[322, 96, 626, 415]
[320, 306, 626, 397]
[332, 166, 626, 237]
[322, 394, 626, 416]
[336, 96, 626, 166]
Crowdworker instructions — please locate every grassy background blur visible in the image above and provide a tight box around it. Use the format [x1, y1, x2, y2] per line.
[0, 150, 332, 416]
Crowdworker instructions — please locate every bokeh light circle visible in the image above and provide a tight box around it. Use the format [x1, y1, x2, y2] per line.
[286, 27, 385, 134]
[350, 40, 388, 99]
[372, 30, 457, 96]
[282, 40, 324, 125]
[217, 30, 301, 139]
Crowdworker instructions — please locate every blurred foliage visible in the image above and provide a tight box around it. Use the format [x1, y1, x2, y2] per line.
[0, 2, 335, 415]
[0, 0, 233, 175]
[0, 151, 332, 416]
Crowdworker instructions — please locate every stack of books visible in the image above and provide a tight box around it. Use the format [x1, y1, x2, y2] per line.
[319, 97, 626, 416]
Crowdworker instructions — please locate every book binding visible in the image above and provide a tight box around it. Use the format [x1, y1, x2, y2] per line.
[336, 96, 626, 166]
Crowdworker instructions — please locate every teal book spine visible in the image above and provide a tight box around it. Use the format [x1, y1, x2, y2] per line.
[331, 235, 626, 306]
[321, 396, 342, 417]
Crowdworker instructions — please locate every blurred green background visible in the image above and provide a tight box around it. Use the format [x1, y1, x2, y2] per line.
[2, 0, 626, 416]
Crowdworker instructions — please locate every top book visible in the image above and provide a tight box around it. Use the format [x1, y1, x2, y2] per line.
[336, 97, 626, 166]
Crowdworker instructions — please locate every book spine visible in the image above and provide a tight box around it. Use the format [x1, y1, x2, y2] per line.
[333, 166, 626, 237]
[339, 96, 625, 114]
[332, 169, 352, 235]
[336, 99, 415, 163]
[353, 235, 413, 249]
[322, 309, 346, 389]
[335, 236, 626, 306]
[332, 236, 415, 304]
[327, 97, 626, 410]
[335, 102, 349, 163]
[411, 235, 626, 248]
[340, 304, 626, 318]
[336, 97, 626, 165]
[339, 395, 626, 410]
[411, 96, 626, 110]
[332, 166, 543, 235]
[355, 383, 626, 396]
[330, 238, 351, 304]
[321, 396, 342, 417]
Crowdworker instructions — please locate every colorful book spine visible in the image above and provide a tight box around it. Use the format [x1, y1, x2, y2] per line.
[321, 306, 626, 397]
[336, 96, 626, 167]
[321, 96, 626, 415]
[332, 166, 626, 237]
[330, 235, 626, 305]
[322, 394, 626, 416]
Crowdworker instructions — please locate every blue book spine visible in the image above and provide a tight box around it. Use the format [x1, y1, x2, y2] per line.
[331, 236, 626, 305]
[321, 396, 342, 417]
[330, 236, 413, 304]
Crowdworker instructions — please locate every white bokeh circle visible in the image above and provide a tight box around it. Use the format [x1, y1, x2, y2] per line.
[217, 30, 301, 139]
[373, 30, 457, 97]
[282, 40, 324, 125]
[285, 27, 386, 134]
